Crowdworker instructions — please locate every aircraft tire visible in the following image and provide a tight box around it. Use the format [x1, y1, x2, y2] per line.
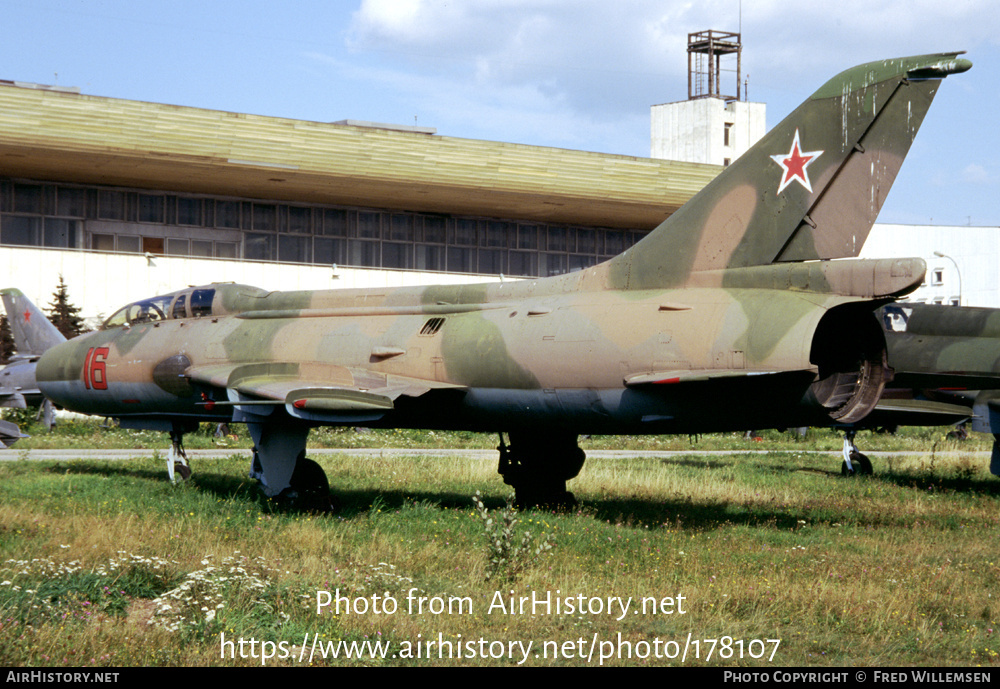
[289, 456, 335, 511]
[841, 452, 873, 477]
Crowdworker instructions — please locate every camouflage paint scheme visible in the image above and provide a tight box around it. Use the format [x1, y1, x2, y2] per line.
[35, 53, 973, 503]
[0, 288, 66, 444]
[873, 302, 1000, 474]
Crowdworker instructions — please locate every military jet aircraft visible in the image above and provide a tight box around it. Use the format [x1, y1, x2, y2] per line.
[0, 288, 66, 439]
[36, 53, 971, 506]
[857, 301, 1000, 476]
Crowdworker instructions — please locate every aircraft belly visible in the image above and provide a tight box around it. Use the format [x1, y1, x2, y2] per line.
[37, 379, 200, 417]
[386, 373, 825, 434]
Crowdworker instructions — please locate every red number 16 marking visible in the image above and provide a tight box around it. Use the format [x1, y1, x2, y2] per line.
[83, 346, 110, 390]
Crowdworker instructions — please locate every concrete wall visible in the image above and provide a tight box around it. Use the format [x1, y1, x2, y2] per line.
[651, 98, 765, 166]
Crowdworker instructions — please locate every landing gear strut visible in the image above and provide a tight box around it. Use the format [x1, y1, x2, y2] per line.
[247, 420, 333, 511]
[167, 427, 191, 483]
[841, 430, 873, 476]
[497, 430, 585, 509]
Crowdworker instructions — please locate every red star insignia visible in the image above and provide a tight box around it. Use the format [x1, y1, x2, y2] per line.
[23, 309, 30, 323]
[771, 129, 823, 194]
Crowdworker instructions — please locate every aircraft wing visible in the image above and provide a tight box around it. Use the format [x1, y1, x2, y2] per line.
[0, 389, 27, 408]
[0, 418, 28, 449]
[186, 362, 464, 424]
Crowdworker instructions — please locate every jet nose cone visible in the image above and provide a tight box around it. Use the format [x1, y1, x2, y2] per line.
[36, 339, 83, 388]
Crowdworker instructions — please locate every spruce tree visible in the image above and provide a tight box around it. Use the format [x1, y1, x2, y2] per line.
[0, 314, 14, 365]
[46, 275, 87, 339]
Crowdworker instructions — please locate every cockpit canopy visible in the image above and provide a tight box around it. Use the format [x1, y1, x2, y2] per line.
[101, 283, 274, 329]
[103, 287, 217, 329]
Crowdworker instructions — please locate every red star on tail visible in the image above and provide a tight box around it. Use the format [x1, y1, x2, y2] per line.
[770, 129, 823, 194]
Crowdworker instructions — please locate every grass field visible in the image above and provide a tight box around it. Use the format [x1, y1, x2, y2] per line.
[1, 417, 998, 667]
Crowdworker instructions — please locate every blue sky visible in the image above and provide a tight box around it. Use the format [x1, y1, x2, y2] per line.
[3, 0, 999, 226]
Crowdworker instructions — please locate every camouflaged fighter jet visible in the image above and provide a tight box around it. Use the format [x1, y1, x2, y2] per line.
[0, 288, 66, 442]
[851, 302, 1000, 477]
[35, 52, 971, 506]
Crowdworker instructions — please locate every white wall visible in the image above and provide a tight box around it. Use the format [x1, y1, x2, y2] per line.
[0, 246, 502, 326]
[859, 224, 1000, 307]
[651, 98, 765, 166]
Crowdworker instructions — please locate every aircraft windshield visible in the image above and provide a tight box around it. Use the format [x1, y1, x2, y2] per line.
[102, 295, 173, 329]
[102, 288, 217, 329]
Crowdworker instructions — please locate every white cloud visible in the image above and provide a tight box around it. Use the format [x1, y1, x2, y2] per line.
[344, 1, 1000, 118]
[961, 163, 992, 184]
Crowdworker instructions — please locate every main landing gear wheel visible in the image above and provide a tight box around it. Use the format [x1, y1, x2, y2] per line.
[497, 430, 585, 510]
[288, 454, 336, 512]
[840, 431, 873, 477]
[841, 451, 873, 476]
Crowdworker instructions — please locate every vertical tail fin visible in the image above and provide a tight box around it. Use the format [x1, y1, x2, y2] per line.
[1, 288, 67, 356]
[609, 52, 971, 290]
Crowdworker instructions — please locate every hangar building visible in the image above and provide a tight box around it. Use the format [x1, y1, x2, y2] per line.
[0, 79, 720, 322]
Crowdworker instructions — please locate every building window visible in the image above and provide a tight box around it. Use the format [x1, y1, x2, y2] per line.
[98, 190, 126, 220]
[389, 214, 412, 241]
[1, 178, 635, 279]
[57, 187, 87, 217]
[347, 239, 379, 266]
[357, 212, 380, 239]
[483, 221, 509, 248]
[517, 224, 538, 250]
[382, 241, 412, 269]
[142, 237, 165, 255]
[1, 216, 41, 246]
[91, 233, 115, 251]
[191, 240, 213, 258]
[288, 206, 311, 234]
[314, 237, 346, 265]
[539, 252, 567, 276]
[479, 248, 504, 274]
[447, 246, 475, 273]
[43, 219, 78, 248]
[177, 197, 203, 226]
[138, 195, 164, 223]
[244, 233, 274, 261]
[166, 238, 190, 256]
[322, 209, 348, 236]
[508, 251, 536, 277]
[932, 269, 944, 286]
[216, 200, 242, 228]
[422, 216, 446, 244]
[452, 219, 477, 246]
[118, 235, 141, 253]
[252, 203, 277, 232]
[13, 184, 44, 214]
[415, 244, 445, 271]
[278, 234, 310, 263]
